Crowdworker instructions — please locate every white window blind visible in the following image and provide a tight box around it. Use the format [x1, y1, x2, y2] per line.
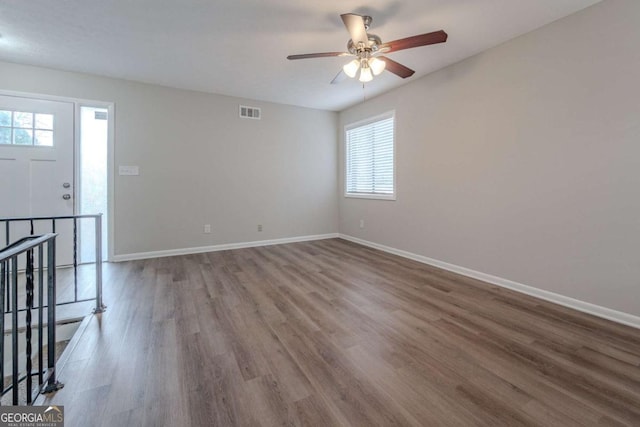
[345, 112, 395, 199]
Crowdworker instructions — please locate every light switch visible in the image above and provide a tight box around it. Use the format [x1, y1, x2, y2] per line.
[119, 165, 140, 176]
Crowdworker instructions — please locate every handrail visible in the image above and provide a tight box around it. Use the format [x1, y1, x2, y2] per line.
[1, 214, 106, 314]
[1, 232, 63, 404]
[0, 234, 57, 261]
[0, 214, 103, 222]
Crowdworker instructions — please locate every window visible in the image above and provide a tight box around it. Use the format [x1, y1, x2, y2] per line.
[79, 106, 109, 262]
[0, 110, 54, 146]
[345, 111, 395, 200]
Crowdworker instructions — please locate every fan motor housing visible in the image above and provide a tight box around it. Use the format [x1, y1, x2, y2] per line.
[347, 34, 382, 54]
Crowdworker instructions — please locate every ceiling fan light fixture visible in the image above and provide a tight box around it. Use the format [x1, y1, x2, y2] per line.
[343, 59, 360, 78]
[369, 57, 386, 76]
[359, 64, 373, 82]
[288, 13, 445, 83]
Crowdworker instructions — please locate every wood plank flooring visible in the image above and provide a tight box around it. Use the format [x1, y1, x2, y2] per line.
[36, 238, 640, 426]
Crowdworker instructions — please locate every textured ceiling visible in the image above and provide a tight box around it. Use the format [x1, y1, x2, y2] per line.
[0, 0, 600, 111]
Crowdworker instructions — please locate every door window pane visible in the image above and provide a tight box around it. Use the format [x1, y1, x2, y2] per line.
[13, 112, 33, 128]
[14, 128, 33, 145]
[35, 130, 54, 146]
[0, 111, 11, 126]
[35, 113, 54, 130]
[0, 128, 11, 144]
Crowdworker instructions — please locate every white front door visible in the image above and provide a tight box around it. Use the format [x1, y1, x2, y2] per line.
[0, 94, 75, 265]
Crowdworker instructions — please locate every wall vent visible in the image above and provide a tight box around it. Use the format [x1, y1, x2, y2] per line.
[239, 105, 261, 120]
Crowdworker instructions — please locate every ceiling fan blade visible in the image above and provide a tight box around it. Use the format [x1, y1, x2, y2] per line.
[379, 56, 415, 78]
[379, 30, 448, 53]
[330, 70, 348, 85]
[341, 13, 368, 45]
[287, 52, 349, 60]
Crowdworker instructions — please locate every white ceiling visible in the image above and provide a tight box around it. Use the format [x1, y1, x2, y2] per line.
[0, 0, 600, 111]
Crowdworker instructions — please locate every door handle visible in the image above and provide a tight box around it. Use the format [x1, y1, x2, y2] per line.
[62, 194, 71, 200]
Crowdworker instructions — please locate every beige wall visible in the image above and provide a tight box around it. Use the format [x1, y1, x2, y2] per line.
[339, 0, 640, 316]
[0, 62, 339, 256]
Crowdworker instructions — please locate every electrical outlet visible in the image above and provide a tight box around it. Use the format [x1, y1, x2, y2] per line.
[258, 224, 263, 232]
[359, 219, 365, 229]
[204, 224, 211, 234]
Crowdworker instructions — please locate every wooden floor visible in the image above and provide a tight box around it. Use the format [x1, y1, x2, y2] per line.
[37, 239, 640, 426]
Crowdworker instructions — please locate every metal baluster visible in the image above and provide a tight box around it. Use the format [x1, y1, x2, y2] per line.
[0, 260, 4, 311]
[25, 248, 34, 404]
[4, 221, 9, 315]
[51, 220, 56, 309]
[43, 236, 62, 393]
[30, 219, 34, 236]
[73, 217, 78, 302]
[3, 262, 7, 314]
[11, 255, 19, 405]
[38, 244, 44, 386]
[0, 260, 5, 398]
[93, 214, 106, 313]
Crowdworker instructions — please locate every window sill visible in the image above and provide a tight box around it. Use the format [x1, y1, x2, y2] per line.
[344, 193, 396, 201]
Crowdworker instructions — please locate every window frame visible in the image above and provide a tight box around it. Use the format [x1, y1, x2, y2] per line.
[344, 110, 396, 201]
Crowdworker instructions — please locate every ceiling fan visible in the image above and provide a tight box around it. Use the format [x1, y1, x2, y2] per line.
[287, 13, 448, 84]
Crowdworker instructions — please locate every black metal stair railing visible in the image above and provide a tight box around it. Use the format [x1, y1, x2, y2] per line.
[0, 233, 63, 405]
[1, 214, 105, 315]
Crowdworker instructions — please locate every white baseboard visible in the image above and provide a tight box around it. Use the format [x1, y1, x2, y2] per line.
[339, 234, 640, 330]
[111, 233, 339, 262]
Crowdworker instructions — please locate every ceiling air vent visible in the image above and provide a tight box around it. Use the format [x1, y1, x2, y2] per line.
[239, 105, 261, 120]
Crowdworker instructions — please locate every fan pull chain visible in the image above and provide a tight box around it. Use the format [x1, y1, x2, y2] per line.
[362, 83, 367, 103]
